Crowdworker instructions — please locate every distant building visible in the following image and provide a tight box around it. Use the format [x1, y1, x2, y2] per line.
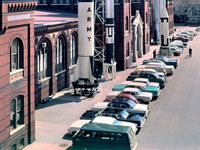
[131, 0, 151, 54]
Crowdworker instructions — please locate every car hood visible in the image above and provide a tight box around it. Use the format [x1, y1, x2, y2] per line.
[115, 121, 137, 133]
[139, 92, 153, 100]
[134, 104, 148, 112]
[145, 86, 159, 91]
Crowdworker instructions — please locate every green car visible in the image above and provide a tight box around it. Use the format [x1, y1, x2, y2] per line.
[143, 85, 160, 97]
[112, 84, 127, 91]
[113, 81, 160, 98]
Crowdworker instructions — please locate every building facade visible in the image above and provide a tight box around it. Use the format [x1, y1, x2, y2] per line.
[114, 0, 133, 70]
[0, 0, 37, 149]
[131, 0, 150, 55]
[33, 11, 78, 105]
[166, 0, 174, 36]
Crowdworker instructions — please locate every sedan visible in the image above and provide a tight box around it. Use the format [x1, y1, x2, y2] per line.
[122, 87, 153, 103]
[92, 116, 138, 134]
[91, 99, 149, 116]
[100, 108, 146, 129]
[154, 55, 179, 68]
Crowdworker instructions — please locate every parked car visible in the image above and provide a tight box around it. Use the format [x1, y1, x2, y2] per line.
[80, 110, 102, 120]
[72, 123, 137, 150]
[136, 64, 167, 75]
[117, 93, 140, 104]
[105, 91, 140, 104]
[169, 47, 182, 56]
[154, 55, 179, 68]
[122, 87, 153, 103]
[92, 99, 149, 116]
[92, 116, 138, 134]
[121, 81, 160, 98]
[134, 78, 160, 88]
[169, 42, 184, 49]
[146, 62, 174, 75]
[100, 108, 146, 129]
[196, 26, 200, 32]
[131, 68, 165, 78]
[174, 36, 189, 43]
[68, 119, 91, 135]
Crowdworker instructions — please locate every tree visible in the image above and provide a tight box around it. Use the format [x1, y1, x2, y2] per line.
[174, 0, 193, 24]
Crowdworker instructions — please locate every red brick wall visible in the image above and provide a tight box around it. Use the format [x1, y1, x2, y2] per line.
[0, 2, 36, 149]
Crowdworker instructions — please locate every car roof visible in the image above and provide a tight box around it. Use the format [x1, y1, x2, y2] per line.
[123, 88, 139, 92]
[92, 116, 116, 124]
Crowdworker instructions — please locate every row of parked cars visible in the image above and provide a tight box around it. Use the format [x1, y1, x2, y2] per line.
[68, 31, 195, 149]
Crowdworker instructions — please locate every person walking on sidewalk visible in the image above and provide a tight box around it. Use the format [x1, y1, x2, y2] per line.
[189, 47, 192, 57]
[153, 49, 157, 58]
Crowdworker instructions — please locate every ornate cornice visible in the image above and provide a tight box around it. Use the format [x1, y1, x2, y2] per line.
[34, 21, 78, 37]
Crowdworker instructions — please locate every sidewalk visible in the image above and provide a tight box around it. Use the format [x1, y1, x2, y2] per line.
[24, 44, 160, 150]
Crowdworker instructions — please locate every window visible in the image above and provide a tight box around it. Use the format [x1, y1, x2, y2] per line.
[10, 96, 24, 130]
[71, 33, 78, 65]
[19, 138, 25, 150]
[56, 36, 65, 73]
[37, 40, 51, 80]
[126, 42, 130, 57]
[11, 144, 17, 150]
[125, 16, 129, 31]
[10, 38, 23, 72]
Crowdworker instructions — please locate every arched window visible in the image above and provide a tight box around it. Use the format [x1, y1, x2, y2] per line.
[10, 38, 23, 72]
[71, 32, 78, 65]
[37, 40, 51, 80]
[126, 16, 129, 31]
[56, 36, 65, 73]
[10, 95, 24, 130]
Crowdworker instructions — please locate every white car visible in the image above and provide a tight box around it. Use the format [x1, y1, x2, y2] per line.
[122, 88, 153, 103]
[68, 116, 138, 135]
[91, 100, 149, 115]
[169, 47, 183, 56]
[147, 62, 174, 75]
[134, 78, 160, 88]
[68, 119, 91, 134]
[136, 68, 165, 78]
[92, 116, 138, 134]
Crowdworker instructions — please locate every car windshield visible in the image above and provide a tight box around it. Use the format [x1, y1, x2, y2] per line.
[119, 110, 129, 119]
[135, 90, 141, 95]
[153, 73, 159, 78]
[126, 100, 136, 108]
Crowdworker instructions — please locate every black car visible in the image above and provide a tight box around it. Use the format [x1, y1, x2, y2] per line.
[80, 110, 101, 120]
[127, 72, 166, 88]
[100, 108, 146, 129]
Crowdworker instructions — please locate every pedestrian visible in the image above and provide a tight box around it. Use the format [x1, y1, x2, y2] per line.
[153, 49, 156, 58]
[189, 47, 192, 57]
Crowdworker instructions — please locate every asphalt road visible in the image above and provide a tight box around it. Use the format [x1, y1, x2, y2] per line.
[137, 29, 200, 150]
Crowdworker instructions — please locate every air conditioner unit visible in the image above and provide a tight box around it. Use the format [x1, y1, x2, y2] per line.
[42, 42, 47, 48]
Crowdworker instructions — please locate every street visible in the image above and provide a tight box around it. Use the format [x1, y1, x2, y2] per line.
[137, 28, 200, 150]
[24, 27, 200, 150]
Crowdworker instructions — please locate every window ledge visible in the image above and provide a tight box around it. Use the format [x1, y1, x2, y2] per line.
[10, 69, 24, 76]
[69, 64, 77, 70]
[38, 77, 51, 84]
[10, 69, 24, 83]
[10, 124, 25, 136]
[55, 70, 66, 76]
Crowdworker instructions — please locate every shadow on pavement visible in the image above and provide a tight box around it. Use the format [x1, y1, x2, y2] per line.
[36, 94, 83, 110]
[184, 55, 191, 59]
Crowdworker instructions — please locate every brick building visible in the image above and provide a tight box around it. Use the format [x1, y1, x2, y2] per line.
[166, 0, 174, 36]
[131, 0, 150, 54]
[114, 0, 133, 70]
[0, 0, 37, 149]
[33, 11, 78, 105]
